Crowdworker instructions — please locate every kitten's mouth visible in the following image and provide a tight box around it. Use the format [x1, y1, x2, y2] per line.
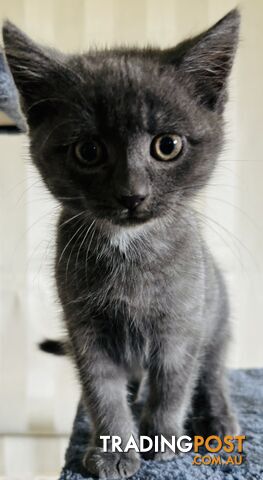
[93, 205, 153, 226]
[114, 209, 152, 226]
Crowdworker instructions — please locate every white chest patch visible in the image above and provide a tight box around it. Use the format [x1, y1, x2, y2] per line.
[110, 226, 147, 253]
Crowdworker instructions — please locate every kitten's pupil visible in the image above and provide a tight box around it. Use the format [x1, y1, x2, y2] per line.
[80, 142, 97, 161]
[159, 136, 176, 155]
[75, 139, 102, 165]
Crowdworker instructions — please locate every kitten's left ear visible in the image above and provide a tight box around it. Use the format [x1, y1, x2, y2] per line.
[164, 9, 240, 112]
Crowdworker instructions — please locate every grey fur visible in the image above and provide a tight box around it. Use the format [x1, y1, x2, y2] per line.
[3, 9, 240, 479]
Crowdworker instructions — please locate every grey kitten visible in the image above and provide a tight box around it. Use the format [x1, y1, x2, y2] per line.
[3, 9, 240, 479]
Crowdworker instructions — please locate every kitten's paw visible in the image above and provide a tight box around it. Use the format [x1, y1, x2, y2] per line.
[140, 435, 179, 461]
[192, 413, 240, 437]
[147, 434, 179, 462]
[152, 449, 177, 461]
[211, 414, 240, 436]
[140, 415, 181, 461]
[83, 447, 141, 479]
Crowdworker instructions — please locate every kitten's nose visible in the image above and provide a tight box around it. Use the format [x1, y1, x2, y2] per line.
[117, 194, 146, 210]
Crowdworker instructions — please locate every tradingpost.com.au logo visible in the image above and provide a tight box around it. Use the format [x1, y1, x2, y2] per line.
[100, 434, 246, 465]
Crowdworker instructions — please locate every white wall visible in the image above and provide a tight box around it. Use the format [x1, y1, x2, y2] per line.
[0, 0, 262, 454]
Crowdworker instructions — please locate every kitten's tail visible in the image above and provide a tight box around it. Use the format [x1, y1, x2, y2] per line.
[39, 339, 68, 356]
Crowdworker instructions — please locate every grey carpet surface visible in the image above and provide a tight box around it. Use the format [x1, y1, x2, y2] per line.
[60, 369, 263, 480]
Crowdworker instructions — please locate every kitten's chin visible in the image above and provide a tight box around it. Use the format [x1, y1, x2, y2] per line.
[114, 217, 150, 227]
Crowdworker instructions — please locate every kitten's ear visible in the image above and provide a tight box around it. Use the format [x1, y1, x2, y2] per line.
[2, 21, 65, 126]
[164, 9, 240, 111]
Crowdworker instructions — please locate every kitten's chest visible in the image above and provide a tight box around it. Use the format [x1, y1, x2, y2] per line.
[59, 228, 176, 323]
[80, 254, 155, 366]
[84, 253, 159, 320]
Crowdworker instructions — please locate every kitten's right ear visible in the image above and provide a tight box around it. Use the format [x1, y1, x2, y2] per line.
[2, 21, 65, 126]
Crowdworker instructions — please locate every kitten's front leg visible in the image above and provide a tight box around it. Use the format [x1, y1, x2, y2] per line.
[72, 340, 141, 479]
[140, 334, 200, 461]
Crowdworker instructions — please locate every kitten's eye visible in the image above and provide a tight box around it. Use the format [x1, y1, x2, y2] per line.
[151, 134, 183, 161]
[74, 139, 105, 166]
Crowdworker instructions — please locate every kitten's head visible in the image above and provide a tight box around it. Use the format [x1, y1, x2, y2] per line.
[2, 10, 239, 229]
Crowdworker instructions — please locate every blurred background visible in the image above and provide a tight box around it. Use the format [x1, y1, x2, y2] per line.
[0, 0, 263, 477]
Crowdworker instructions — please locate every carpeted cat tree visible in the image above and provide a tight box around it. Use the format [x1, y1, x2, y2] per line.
[59, 370, 263, 480]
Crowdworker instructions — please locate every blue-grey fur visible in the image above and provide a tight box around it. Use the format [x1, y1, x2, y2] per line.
[3, 9, 240, 479]
[0, 49, 26, 131]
